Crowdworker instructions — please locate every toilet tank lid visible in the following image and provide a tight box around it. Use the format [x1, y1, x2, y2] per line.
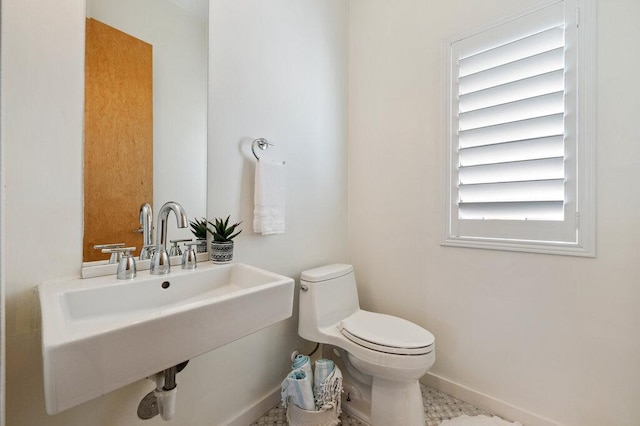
[301, 264, 353, 282]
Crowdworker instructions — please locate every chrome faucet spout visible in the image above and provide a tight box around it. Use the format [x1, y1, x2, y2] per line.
[139, 203, 153, 260]
[151, 201, 189, 275]
[156, 201, 188, 248]
[139, 203, 153, 246]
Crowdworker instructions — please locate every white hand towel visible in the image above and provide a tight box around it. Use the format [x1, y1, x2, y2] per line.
[253, 159, 285, 235]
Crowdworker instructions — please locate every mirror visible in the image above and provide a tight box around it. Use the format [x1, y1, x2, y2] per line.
[83, 0, 208, 264]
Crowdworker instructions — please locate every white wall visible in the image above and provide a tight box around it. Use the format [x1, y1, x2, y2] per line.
[207, 0, 349, 269]
[348, 1, 640, 425]
[2, 0, 86, 424]
[1, 0, 348, 425]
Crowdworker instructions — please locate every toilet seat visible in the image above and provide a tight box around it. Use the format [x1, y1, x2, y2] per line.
[339, 310, 435, 355]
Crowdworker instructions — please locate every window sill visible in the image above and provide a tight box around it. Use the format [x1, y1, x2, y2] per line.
[442, 236, 596, 257]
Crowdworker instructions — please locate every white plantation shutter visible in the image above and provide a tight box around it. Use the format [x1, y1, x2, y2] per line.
[443, 0, 596, 256]
[458, 23, 566, 221]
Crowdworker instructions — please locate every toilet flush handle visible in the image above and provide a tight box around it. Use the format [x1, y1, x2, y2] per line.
[300, 283, 308, 291]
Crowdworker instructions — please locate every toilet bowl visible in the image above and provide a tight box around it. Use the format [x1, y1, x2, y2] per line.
[298, 264, 435, 426]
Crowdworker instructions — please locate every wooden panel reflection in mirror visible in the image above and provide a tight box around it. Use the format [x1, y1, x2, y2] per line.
[84, 18, 153, 262]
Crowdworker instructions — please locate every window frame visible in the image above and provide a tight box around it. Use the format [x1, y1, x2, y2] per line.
[441, 0, 596, 257]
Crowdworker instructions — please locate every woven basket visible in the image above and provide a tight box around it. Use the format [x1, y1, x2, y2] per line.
[286, 403, 340, 426]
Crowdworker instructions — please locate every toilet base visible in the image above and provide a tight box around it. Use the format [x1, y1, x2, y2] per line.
[340, 373, 425, 426]
[370, 376, 424, 426]
[324, 345, 426, 426]
[341, 384, 372, 426]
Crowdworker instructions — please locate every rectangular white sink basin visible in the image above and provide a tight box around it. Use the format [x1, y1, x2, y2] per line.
[39, 262, 294, 414]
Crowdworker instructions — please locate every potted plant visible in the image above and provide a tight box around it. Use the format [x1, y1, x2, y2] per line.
[207, 215, 242, 263]
[189, 218, 209, 253]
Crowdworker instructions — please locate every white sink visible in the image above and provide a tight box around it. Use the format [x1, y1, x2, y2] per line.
[39, 262, 294, 414]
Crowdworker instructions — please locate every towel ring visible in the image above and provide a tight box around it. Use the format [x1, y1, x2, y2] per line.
[251, 138, 273, 161]
[251, 138, 285, 164]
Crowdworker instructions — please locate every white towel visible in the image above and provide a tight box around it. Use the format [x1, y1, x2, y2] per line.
[313, 359, 334, 397]
[314, 364, 343, 412]
[281, 370, 315, 411]
[292, 354, 313, 379]
[253, 159, 285, 235]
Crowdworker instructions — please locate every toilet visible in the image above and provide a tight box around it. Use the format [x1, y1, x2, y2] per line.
[298, 264, 435, 426]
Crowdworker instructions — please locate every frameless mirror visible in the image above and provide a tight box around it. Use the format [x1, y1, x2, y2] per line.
[83, 0, 208, 265]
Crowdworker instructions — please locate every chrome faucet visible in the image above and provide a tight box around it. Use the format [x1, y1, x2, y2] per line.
[138, 203, 154, 260]
[150, 201, 189, 275]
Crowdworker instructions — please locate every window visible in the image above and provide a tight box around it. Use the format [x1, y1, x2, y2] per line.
[442, 0, 596, 256]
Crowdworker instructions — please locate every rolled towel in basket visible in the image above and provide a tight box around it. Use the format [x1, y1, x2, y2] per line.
[281, 370, 315, 411]
[292, 354, 313, 379]
[314, 359, 343, 411]
[313, 359, 334, 396]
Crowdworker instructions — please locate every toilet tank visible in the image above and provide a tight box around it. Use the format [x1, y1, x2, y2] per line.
[298, 264, 360, 341]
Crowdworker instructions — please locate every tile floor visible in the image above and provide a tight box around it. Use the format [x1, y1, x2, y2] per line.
[251, 383, 491, 426]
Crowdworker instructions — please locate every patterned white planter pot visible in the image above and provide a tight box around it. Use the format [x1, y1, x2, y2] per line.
[196, 238, 207, 253]
[210, 241, 234, 263]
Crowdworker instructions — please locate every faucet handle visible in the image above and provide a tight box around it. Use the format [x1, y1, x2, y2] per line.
[94, 243, 125, 249]
[182, 242, 199, 270]
[169, 239, 191, 257]
[140, 244, 156, 260]
[101, 248, 124, 264]
[95, 243, 126, 263]
[115, 247, 137, 280]
[102, 246, 136, 265]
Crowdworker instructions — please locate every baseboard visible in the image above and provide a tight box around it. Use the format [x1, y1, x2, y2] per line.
[225, 385, 281, 426]
[422, 372, 563, 426]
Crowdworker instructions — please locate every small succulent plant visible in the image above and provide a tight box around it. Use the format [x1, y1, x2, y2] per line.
[208, 216, 242, 242]
[189, 217, 209, 239]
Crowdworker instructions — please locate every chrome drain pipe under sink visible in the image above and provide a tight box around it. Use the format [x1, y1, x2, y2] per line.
[138, 361, 188, 421]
